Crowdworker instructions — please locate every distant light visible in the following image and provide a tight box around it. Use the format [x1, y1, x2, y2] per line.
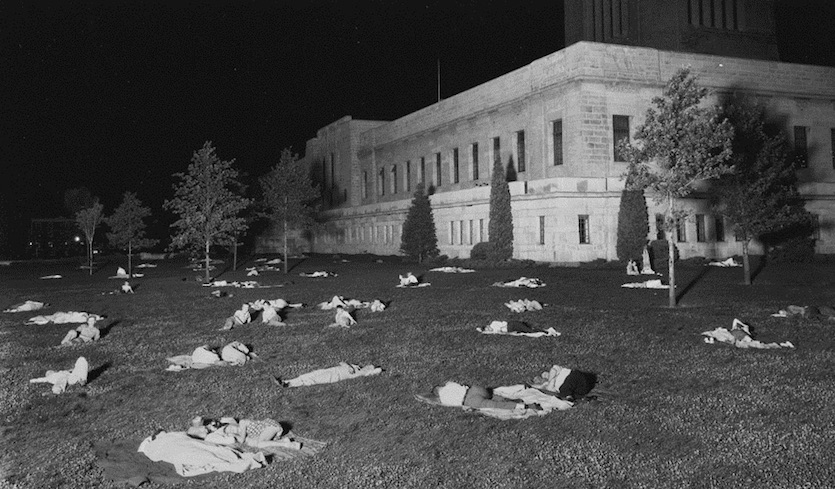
[74, 236, 81, 242]
[718, 63, 724, 67]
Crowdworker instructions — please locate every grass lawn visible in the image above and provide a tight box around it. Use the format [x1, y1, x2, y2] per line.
[1, 254, 834, 488]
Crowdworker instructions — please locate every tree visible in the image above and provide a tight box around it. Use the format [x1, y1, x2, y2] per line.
[621, 68, 734, 307]
[164, 141, 250, 283]
[711, 98, 812, 284]
[616, 174, 650, 264]
[105, 192, 158, 278]
[400, 182, 439, 263]
[488, 155, 513, 261]
[75, 200, 104, 275]
[259, 148, 320, 273]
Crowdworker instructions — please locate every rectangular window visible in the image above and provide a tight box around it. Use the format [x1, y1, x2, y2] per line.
[553, 120, 563, 166]
[578, 215, 590, 244]
[516, 130, 526, 173]
[794, 125, 808, 168]
[449, 222, 454, 245]
[613, 115, 630, 162]
[435, 153, 442, 187]
[468, 220, 474, 245]
[539, 216, 545, 245]
[655, 213, 665, 241]
[362, 171, 368, 199]
[479, 218, 485, 242]
[391, 165, 398, 194]
[420, 157, 426, 183]
[472, 143, 479, 180]
[812, 214, 821, 240]
[406, 160, 411, 192]
[330, 153, 335, 188]
[493, 136, 501, 164]
[378, 168, 385, 196]
[453, 148, 460, 183]
[714, 215, 725, 242]
[696, 214, 706, 242]
[831, 128, 835, 169]
[459, 220, 465, 245]
[676, 219, 687, 243]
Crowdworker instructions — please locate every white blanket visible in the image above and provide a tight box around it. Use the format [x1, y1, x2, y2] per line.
[416, 384, 573, 420]
[27, 311, 102, 325]
[621, 279, 669, 289]
[4, 300, 46, 313]
[40, 275, 62, 279]
[299, 271, 337, 278]
[504, 299, 543, 312]
[428, 266, 475, 273]
[139, 431, 266, 477]
[702, 319, 794, 349]
[476, 326, 561, 338]
[492, 277, 546, 288]
[708, 257, 742, 267]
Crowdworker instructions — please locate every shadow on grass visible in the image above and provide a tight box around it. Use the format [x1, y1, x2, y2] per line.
[750, 256, 767, 284]
[88, 361, 111, 384]
[99, 320, 121, 338]
[676, 266, 712, 303]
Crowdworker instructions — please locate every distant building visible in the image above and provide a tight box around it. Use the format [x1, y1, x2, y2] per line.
[29, 218, 85, 258]
[263, 0, 834, 262]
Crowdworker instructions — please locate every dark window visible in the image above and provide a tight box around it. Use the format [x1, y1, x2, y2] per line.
[714, 216, 725, 242]
[812, 214, 820, 240]
[472, 143, 479, 180]
[493, 137, 501, 164]
[453, 148, 460, 184]
[406, 161, 411, 192]
[613, 115, 630, 162]
[420, 157, 426, 183]
[435, 153, 442, 187]
[830, 128, 835, 169]
[391, 165, 398, 194]
[578, 215, 590, 244]
[696, 214, 706, 242]
[362, 171, 368, 199]
[794, 125, 808, 168]
[655, 213, 666, 240]
[539, 216, 545, 245]
[516, 130, 526, 172]
[676, 219, 687, 243]
[378, 168, 385, 196]
[330, 153, 335, 188]
[553, 120, 563, 166]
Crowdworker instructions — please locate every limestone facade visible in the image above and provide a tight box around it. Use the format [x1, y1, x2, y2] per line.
[281, 41, 835, 263]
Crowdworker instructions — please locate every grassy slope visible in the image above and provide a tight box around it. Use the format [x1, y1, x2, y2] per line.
[1, 255, 834, 488]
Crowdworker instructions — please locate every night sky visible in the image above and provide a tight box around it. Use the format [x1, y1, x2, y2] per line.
[2, 0, 834, 253]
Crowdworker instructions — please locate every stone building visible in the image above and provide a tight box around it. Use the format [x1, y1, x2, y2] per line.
[265, 0, 835, 262]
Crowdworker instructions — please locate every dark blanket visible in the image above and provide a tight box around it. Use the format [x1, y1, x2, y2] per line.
[93, 439, 213, 487]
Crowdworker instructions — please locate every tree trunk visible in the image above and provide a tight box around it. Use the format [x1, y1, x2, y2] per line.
[667, 197, 676, 307]
[233, 239, 238, 271]
[128, 240, 133, 278]
[87, 236, 94, 276]
[205, 240, 211, 283]
[283, 213, 289, 274]
[742, 239, 751, 285]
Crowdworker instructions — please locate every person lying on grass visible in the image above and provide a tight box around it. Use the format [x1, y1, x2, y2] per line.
[60, 316, 101, 346]
[273, 362, 382, 387]
[187, 416, 301, 451]
[528, 365, 598, 401]
[431, 381, 543, 411]
[772, 305, 835, 320]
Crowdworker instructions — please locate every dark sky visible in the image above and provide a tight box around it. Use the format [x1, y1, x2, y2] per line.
[2, 0, 834, 250]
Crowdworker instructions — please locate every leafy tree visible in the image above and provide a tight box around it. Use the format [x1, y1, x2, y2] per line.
[711, 98, 812, 284]
[616, 174, 650, 264]
[75, 200, 104, 275]
[488, 155, 514, 261]
[400, 182, 439, 263]
[259, 148, 320, 273]
[105, 192, 158, 278]
[164, 141, 250, 282]
[621, 68, 734, 307]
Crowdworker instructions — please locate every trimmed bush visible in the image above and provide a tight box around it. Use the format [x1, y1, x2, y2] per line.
[470, 242, 494, 260]
[616, 188, 649, 263]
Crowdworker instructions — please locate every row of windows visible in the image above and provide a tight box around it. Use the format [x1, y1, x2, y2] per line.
[319, 224, 402, 245]
[535, 215, 591, 245]
[448, 219, 487, 246]
[687, 0, 739, 31]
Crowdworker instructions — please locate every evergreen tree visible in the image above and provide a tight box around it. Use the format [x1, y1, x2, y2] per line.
[259, 148, 320, 273]
[488, 155, 513, 261]
[621, 68, 734, 307]
[164, 141, 251, 282]
[75, 200, 104, 275]
[616, 175, 649, 264]
[105, 192, 158, 278]
[712, 98, 812, 284]
[400, 182, 439, 263]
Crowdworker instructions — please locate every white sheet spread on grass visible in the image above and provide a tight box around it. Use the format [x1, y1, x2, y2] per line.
[702, 318, 795, 349]
[317, 295, 385, 311]
[109, 267, 144, 278]
[27, 311, 103, 325]
[505, 299, 544, 312]
[299, 271, 337, 278]
[415, 384, 573, 420]
[397, 272, 429, 287]
[40, 275, 62, 279]
[202, 280, 280, 288]
[476, 323, 560, 338]
[282, 362, 382, 387]
[428, 266, 475, 273]
[621, 279, 669, 289]
[708, 257, 742, 267]
[492, 277, 546, 288]
[4, 300, 47, 313]
[139, 431, 266, 477]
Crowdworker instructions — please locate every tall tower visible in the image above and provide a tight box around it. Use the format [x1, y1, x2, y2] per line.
[564, 0, 778, 61]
